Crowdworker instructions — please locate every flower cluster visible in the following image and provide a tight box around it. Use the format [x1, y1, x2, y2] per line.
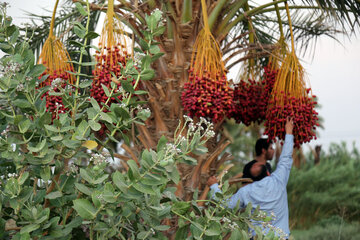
[66, 163, 79, 176]
[0, 61, 22, 77]
[222, 217, 241, 231]
[1, 125, 10, 138]
[261, 222, 288, 240]
[0, 172, 18, 182]
[89, 153, 108, 165]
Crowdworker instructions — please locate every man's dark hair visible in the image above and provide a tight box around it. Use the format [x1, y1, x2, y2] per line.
[242, 160, 268, 182]
[255, 138, 272, 156]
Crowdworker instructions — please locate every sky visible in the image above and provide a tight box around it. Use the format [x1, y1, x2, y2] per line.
[7, 0, 360, 152]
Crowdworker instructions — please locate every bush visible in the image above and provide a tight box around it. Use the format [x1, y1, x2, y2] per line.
[288, 142, 360, 228]
[291, 217, 360, 240]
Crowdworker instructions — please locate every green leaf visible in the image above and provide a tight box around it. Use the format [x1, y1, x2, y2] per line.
[157, 135, 168, 152]
[121, 80, 134, 93]
[51, 135, 63, 141]
[10, 28, 19, 45]
[134, 90, 148, 95]
[205, 222, 221, 236]
[44, 124, 59, 132]
[192, 145, 208, 155]
[28, 64, 46, 77]
[19, 232, 30, 240]
[75, 183, 92, 196]
[149, 45, 160, 54]
[46, 191, 63, 199]
[100, 112, 113, 124]
[229, 229, 243, 240]
[85, 31, 99, 40]
[102, 183, 116, 203]
[75, 2, 87, 16]
[112, 171, 128, 192]
[146, 15, 157, 32]
[62, 139, 80, 149]
[141, 55, 151, 70]
[72, 199, 97, 220]
[133, 183, 155, 195]
[69, 40, 84, 48]
[79, 79, 93, 88]
[154, 225, 170, 231]
[153, 26, 166, 36]
[113, 105, 130, 120]
[18, 172, 29, 185]
[28, 139, 46, 153]
[13, 99, 31, 109]
[101, 84, 110, 97]
[40, 166, 51, 181]
[139, 38, 149, 51]
[93, 174, 109, 184]
[175, 226, 189, 240]
[127, 160, 141, 180]
[81, 61, 97, 66]
[91, 190, 102, 208]
[80, 168, 94, 184]
[89, 119, 101, 131]
[169, 168, 180, 184]
[0, 43, 12, 53]
[20, 224, 40, 234]
[75, 120, 89, 138]
[137, 109, 151, 121]
[90, 98, 100, 111]
[140, 69, 155, 80]
[74, 26, 86, 38]
[18, 119, 31, 133]
[172, 202, 191, 215]
[151, 52, 165, 61]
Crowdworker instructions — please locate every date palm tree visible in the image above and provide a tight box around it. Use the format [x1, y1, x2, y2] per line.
[24, 0, 360, 201]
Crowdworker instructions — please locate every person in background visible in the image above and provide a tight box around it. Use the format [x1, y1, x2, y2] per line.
[207, 117, 294, 239]
[242, 137, 275, 181]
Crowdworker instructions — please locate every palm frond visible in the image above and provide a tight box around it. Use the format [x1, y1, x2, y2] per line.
[290, 0, 360, 31]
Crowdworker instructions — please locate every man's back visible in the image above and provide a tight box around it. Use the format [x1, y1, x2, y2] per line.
[210, 134, 294, 236]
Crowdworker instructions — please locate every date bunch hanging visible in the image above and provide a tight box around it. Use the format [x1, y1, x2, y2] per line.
[38, 0, 75, 120]
[264, 2, 319, 148]
[91, 0, 130, 136]
[181, 0, 233, 123]
[229, 66, 277, 126]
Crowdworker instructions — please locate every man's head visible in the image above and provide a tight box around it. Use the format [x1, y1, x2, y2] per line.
[243, 161, 269, 182]
[255, 138, 274, 160]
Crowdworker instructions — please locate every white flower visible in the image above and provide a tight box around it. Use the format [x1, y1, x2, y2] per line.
[51, 78, 63, 89]
[16, 84, 24, 92]
[205, 130, 215, 138]
[183, 115, 193, 122]
[90, 153, 107, 165]
[188, 122, 195, 131]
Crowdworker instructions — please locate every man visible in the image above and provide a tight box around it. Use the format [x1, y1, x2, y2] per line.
[207, 117, 294, 238]
[242, 137, 275, 181]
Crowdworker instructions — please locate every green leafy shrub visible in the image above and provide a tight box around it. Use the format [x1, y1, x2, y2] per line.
[0, 4, 278, 240]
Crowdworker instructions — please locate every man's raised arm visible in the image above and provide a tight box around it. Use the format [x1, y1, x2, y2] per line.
[272, 117, 294, 186]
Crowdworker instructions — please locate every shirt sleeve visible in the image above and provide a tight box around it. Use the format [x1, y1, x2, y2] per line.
[272, 134, 294, 186]
[210, 183, 244, 209]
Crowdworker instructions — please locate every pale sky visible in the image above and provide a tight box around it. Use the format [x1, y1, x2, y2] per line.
[7, 0, 360, 152]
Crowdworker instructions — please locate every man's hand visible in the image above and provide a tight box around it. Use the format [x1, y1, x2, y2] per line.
[207, 176, 218, 186]
[285, 117, 294, 135]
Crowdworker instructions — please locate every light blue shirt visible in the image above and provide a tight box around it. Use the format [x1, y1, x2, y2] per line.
[210, 134, 294, 237]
